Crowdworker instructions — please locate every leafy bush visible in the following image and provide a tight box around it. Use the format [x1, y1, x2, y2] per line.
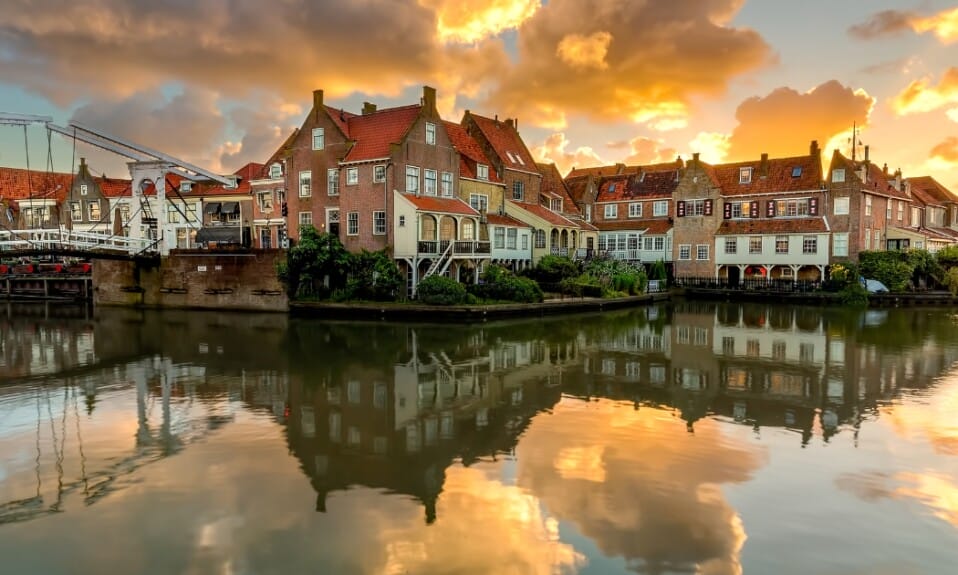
[525, 255, 581, 284]
[280, 226, 351, 299]
[823, 261, 859, 292]
[937, 245, 958, 269]
[583, 255, 648, 296]
[650, 260, 668, 282]
[416, 275, 467, 305]
[839, 283, 869, 307]
[344, 249, 403, 301]
[470, 265, 544, 303]
[859, 251, 914, 292]
[944, 267, 958, 296]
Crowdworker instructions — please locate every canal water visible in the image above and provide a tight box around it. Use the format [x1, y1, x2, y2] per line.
[1, 302, 957, 574]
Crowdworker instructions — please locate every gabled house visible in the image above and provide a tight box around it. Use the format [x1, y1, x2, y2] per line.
[902, 176, 958, 252]
[250, 129, 297, 249]
[674, 142, 828, 282]
[0, 166, 73, 230]
[537, 162, 598, 257]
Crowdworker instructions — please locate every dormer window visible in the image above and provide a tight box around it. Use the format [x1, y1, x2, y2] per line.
[739, 167, 752, 184]
[506, 151, 516, 163]
[225, 176, 238, 190]
[792, 166, 802, 177]
[80, 184, 88, 196]
[180, 181, 192, 193]
[515, 153, 525, 166]
[425, 122, 436, 145]
[312, 128, 324, 151]
[832, 168, 845, 183]
[269, 163, 282, 179]
[477, 164, 489, 181]
[609, 183, 616, 192]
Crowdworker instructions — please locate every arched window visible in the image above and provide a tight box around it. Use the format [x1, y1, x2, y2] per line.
[440, 216, 456, 241]
[421, 215, 437, 240]
[461, 219, 474, 240]
[535, 229, 546, 249]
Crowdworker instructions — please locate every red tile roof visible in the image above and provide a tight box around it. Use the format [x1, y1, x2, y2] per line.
[909, 176, 958, 205]
[486, 212, 526, 227]
[566, 161, 681, 180]
[537, 162, 582, 217]
[403, 194, 479, 216]
[831, 152, 910, 200]
[596, 218, 672, 234]
[343, 105, 422, 162]
[564, 175, 593, 204]
[577, 220, 598, 232]
[466, 113, 537, 171]
[910, 185, 942, 208]
[509, 201, 578, 227]
[716, 217, 828, 235]
[444, 121, 501, 183]
[325, 106, 357, 138]
[0, 167, 73, 201]
[98, 177, 131, 197]
[143, 163, 257, 197]
[711, 154, 822, 197]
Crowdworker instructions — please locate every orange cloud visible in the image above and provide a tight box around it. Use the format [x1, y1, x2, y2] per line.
[532, 132, 606, 175]
[485, 0, 772, 129]
[931, 137, 958, 164]
[690, 132, 732, 163]
[850, 7, 958, 44]
[615, 136, 678, 165]
[893, 67, 958, 116]
[727, 81, 875, 161]
[421, 0, 541, 43]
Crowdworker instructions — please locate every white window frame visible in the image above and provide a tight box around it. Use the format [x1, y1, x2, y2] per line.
[87, 200, 101, 221]
[477, 164, 489, 181]
[865, 195, 872, 216]
[604, 204, 618, 219]
[469, 194, 488, 212]
[347, 211, 359, 236]
[775, 235, 789, 254]
[679, 244, 691, 260]
[312, 128, 324, 150]
[299, 171, 312, 197]
[513, 180, 524, 201]
[833, 233, 848, 256]
[688, 199, 706, 216]
[269, 163, 282, 179]
[832, 168, 845, 183]
[494, 227, 505, 249]
[441, 172, 453, 197]
[80, 184, 88, 196]
[374, 164, 386, 183]
[653, 201, 668, 217]
[507, 228, 517, 249]
[326, 169, 338, 196]
[725, 237, 737, 254]
[696, 244, 709, 260]
[898, 201, 904, 221]
[373, 211, 386, 235]
[425, 122, 436, 145]
[834, 197, 849, 215]
[654, 237, 664, 251]
[346, 167, 359, 186]
[739, 167, 752, 184]
[803, 236, 817, 254]
[749, 237, 762, 254]
[70, 201, 82, 222]
[406, 165, 420, 193]
[629, 203, 642, 218]
[424, 169, 437, 195]
[298, 211, 312, 227]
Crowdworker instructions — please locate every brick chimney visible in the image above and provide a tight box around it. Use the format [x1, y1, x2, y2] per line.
[313, 89, 324, 121]
[362, 102, 377, 115]
[78, 157, 90, 179]
[422, 86, 437, 115]
[864, 145, 870, 164]
[505, 118, 515, 130]
[615, 163, 626, 175]
[760, 153, 769, 177]
[810, 140, 819, 157]
[692, 152, 700, 168]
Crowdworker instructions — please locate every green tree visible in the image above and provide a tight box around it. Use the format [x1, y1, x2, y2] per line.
[345, 249, 404, 301]
[279, 226, 351, 299]
[416, 275, 467, 305]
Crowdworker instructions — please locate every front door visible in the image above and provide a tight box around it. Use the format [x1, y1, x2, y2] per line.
[260, 228, 272, 249]
[326, 209, 340, 237]
[728, 266, 740, 288]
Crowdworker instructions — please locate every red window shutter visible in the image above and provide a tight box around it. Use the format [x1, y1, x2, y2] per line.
[723, 201, 732, 219]
[704, 199, 713, 216]
[809, 197, 819, 216]
[677, 200, 685, 217]
[766, 200, 776, 218]
[750, 201, 759, 218]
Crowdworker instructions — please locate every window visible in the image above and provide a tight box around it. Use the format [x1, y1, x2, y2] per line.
[522, 234, 529, 250]
[792, 166, 802, 177]
[781, 267, 793, 278]
[513, 180, 524, 201]
[773, 341, 787, 359]
[180, 181, 192, 193]
[629, 203, 642, 218]
[87, 200, 101, 221]
[874, 229, 880, 248]
[731, 201, 749, 218]
[688, 199, 707, 216]
[551, 198, 562, 212]
[477, 164, 489, 181]
[605, 204, 618, 219]
[494, 227, 505, 249]
[462, 219, 474, 240]
[167, 203, 180, 224]
[654, 237, 664, 251]
[739, 167, 752, 184]
[865, 227, 871, 250]
[653, 201, 668, 216]
[776, 235, 789, 254]
[347, 211, 359, 235]
[912, 207, 920, 226]
[799, 343, 814, 362]
[865, 195, 872, 216]
[696, 244, 709, 260]
[506, 228, 517, 249]
[120, 204, 131, 224]
[424, 169, 437, 195]
[373, 164, 386, 183]
[326, 169, 339, 195]
[679, 244, 691, 260]
[406, 166, 420, 193]
[425, 122, 436, 145]
[776, 199, 809, 217]
[832, 168, 845, 183]
[749, 237, 762, 254]
[299, 171, 312, 197]
[834, 197, 849, 215]
[535, 229, 546, 248]
[803, 236, 817, 254]
[887, 201, 892, 220]
[298, 211, 312, 228]
[269, 163, 282, 179]
[833, 233, 848, 256]
[80, 184, 88, 196]
[747, 339, 760, 357]
[373, 211, 386, 235]
[399, 215, 405, 227]
[312, 128, 324, 150]
[70, 201, 82, 222]
[644, 237, 653, 250]
[346, 167, 358, 186]
[469, 194, 488, 212]
[898, 201, 904, 221]
[441, 172, 453, 196]
[725, 237, 737, 254]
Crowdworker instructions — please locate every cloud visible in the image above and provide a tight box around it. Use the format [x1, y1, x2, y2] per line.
[892, 67, 958, 115]
[532, 132, 606, 175]
[422, 0, 541, 43]
[860, 56, 920, 76]
[620, 136, 678, 165]
[931, 137, 958, 163]
[726, 80, 875, 161]
[850, 7, 958, 43]
[485, 0, 772, 129]
[217, 98, 302, 172]
[690, 132, 731, 163]
[556, 31, 612, 70]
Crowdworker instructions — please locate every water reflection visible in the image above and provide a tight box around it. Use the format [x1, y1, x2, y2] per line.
[2, 302, 958, 573]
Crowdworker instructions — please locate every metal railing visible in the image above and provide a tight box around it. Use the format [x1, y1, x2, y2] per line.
[674, 276, 822, 293]
[418, 240, 491, 256]
[0, 228, 156, 254]
[550, 247, 569, 257]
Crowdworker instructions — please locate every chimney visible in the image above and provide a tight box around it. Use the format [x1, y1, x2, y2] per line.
[78, 157, 90, 178]
[313, 90, 324, 120]
[362, 102, 377, 115]
[692, 152, 700, 168]
[864, 145, 870, 163]
[810, 140, 819, 157]
[883, 163, 888, 176]
[760, 153, 769, 177]
[422, 85, 437, 114]
[505, 118, 515, 130]
[615, 163, 626, 175]
[894, 168, 904, 193]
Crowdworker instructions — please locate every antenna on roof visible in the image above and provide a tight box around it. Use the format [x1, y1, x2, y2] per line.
[848, 122, 865, 163]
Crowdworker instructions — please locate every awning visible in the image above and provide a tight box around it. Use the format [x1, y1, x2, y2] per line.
[195, 227, 241, 244]
[204, 202, 221, 215]
[221, 201, 239, 214]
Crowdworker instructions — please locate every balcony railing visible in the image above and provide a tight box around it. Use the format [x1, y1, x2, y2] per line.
[418, 240, 491, 256]
[550, 247, 569, 257]
[601, 249, 643, 261]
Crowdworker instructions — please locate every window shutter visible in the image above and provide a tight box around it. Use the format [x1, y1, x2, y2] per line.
[677, 200, 686, 217]
[809, 197, 819, 216]
[723, 201, 731, 219]
[750, 201, 759, 218]
[704, 199, 713, 216]
[766, 200, 776, 218]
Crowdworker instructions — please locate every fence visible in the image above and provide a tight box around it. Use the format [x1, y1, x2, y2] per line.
[674, 276, 823, 293]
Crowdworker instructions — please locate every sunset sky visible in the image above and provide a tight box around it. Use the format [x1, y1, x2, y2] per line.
[0, 0, 956, 189]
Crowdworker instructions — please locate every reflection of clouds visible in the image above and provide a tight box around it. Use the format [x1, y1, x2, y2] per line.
[884, 376, 958, 456]
[837, 470, 958, 530]
[517, 399, 765, 575]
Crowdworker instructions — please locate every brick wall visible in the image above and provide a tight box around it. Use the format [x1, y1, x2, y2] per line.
[93, 250, 288, 312]
[672, 158, 720, 276]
